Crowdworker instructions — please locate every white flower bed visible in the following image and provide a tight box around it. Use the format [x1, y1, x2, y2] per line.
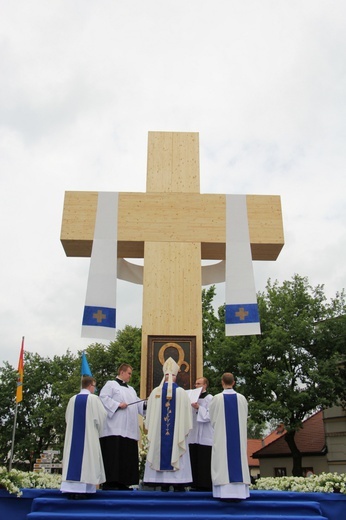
[0, 467, 62, 497]
[1, 466, 345, 496]
[252, 473, 346, 494]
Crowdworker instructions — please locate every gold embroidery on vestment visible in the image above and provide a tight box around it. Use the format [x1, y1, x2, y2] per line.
[163, 399, 172, 435]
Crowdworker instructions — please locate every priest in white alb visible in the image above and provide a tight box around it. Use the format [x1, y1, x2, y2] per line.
[61, 376, 107, 498]
[209, 372, 250, 500]
[143, 357, 193, 491]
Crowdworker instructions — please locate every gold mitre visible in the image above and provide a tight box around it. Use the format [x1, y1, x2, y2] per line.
[155, 357, 180, 399]
[163, 357, 179, 376]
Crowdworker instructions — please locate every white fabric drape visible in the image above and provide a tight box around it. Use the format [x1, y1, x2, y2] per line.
[225, 195, 260, 336]
[81, 192, 118, 340]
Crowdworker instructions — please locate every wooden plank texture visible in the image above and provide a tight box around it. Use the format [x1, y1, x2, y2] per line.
[60, 191, 284, 260]
[60, 131, 284, 398]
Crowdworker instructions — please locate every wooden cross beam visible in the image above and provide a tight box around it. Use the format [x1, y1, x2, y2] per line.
[61, 131, 284, 397]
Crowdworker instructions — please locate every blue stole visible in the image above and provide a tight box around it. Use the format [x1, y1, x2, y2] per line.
[66, 394, 88, 481]
[160, 383, 177, 470]
[224, 393, 243, 482]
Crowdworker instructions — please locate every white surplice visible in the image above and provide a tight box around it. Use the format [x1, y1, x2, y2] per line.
[188, 393, 213, 446]
[99, 380, 145, 440]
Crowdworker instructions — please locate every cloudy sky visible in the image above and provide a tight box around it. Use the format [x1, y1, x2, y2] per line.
[1, 1, 345, 368]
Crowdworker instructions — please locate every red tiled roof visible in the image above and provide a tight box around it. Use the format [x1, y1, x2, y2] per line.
[252, 411, 326, 458]
[248, 439, 263, 466]
[263, 423, 286, 446]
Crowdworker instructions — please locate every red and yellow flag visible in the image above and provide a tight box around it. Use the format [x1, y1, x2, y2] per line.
[16, 337, 24, 403]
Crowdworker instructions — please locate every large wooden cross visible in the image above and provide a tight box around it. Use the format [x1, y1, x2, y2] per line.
[60, 131, 284, 397]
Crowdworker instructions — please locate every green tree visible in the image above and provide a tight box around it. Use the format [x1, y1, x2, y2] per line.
[247, 417, 267, 440]
[202, 275, 346, 476]
[0, 351, 79, 469]
[0, 325, 142, 470]
[243, 276, 346, 475]
[83, 325, 142, 394]
[202, 285, 245, 395]
[0, 361, 19, 465]
[109, 325, 142, 393]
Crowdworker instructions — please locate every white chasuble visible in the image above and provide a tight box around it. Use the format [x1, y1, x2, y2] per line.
[62, 389, 107, 486]
[144, 383, 192, 483]
[209, 389, 250, 488]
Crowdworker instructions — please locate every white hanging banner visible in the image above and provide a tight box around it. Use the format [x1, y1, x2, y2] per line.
[81, 192, 118, 340]
[225, 194, 261, 336]
[117, 258, 227, 286]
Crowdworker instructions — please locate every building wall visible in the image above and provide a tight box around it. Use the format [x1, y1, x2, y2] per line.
[323, 405, 346, 473]
[257, 406, 346, 477]
[258, 456, 329, 478]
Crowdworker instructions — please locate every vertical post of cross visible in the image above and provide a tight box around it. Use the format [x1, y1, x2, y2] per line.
[140, 132, 203, 398]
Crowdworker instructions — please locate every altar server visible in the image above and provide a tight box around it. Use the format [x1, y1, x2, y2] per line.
[143, 357, 192, 491]
[99, 363, 145, 490]
[61, 376, 107, 498]
[188, 377, 213, 491]
[209, 372, 250, 500]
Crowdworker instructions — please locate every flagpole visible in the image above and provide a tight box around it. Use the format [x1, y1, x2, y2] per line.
[9, 403, 18, 471]
[9, 336, 25, 471]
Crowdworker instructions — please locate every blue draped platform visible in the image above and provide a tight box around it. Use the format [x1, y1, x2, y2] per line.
[0, 488, 345, 520]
